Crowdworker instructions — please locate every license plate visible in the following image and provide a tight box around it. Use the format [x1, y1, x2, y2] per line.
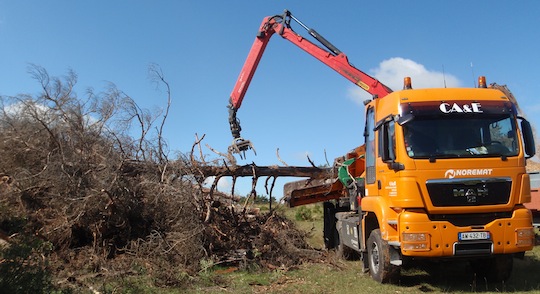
[458, 231, 490, 241]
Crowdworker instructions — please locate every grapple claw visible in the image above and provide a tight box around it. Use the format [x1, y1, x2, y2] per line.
[229, 138, 256, 159]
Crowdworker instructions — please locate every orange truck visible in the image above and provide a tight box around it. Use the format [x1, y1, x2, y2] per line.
[227, 10, 537, 283]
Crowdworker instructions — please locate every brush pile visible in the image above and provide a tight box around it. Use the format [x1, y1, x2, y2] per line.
[0, 67, 322, 291]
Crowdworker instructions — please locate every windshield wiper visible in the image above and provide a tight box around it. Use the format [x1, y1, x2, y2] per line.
[415, 153, 460, 162]
[492, 153, 509, 161]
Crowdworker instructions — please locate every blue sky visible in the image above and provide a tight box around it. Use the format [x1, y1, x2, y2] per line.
[1, 1, 539, 196]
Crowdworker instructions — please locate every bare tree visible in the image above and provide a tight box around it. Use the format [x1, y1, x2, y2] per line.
[0, 66, 322, 291]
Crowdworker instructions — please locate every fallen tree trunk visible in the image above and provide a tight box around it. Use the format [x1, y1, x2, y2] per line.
[196, 164, 335, 179]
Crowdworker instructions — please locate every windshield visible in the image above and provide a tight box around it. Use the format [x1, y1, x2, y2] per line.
[403, 115, 518, 159]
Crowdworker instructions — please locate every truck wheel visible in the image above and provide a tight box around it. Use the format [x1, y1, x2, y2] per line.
[470, 255, 513, 282]
[367, 229, 399, 283]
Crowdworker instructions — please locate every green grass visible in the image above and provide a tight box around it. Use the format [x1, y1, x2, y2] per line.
[286, 204, 325, 249]
[181, 205, 540, 293]
[180, 248, 540, 293]
[95, 205, 540, 293]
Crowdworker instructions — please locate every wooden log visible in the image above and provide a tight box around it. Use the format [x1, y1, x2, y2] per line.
[197, 164, 335, 179]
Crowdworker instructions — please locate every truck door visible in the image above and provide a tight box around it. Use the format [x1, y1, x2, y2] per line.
[365, 107, 399, 198]
[364, 106, 378, 195]
[377, 119, 399, 198]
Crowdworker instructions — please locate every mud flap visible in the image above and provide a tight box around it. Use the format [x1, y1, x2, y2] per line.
[323, 202, 338, 249]
[336, 212, 362, 252]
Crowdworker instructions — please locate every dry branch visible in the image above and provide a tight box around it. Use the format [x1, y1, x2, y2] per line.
[0, 67, 328, 292]
[196, 164, 334, 179]
[276, 148, 288, 166]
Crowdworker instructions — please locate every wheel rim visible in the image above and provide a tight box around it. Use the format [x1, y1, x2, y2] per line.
[370, 241, 380, 273]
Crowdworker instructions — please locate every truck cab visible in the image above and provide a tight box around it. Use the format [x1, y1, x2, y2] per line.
[332, 84, 536, 282]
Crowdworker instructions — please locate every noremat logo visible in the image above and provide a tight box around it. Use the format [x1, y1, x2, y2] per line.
[439, 102, 483, 114]
[445, 169, 493, 179]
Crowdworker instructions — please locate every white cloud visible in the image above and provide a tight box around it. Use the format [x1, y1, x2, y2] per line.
[203, 176, 231, 191]
[347, 57, 462, 105]
[3, 100, 103, 130]
[4, 100, 49, 118]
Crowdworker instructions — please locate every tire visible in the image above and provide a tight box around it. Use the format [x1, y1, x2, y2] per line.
[367, 229, 399, 283]
[470, 255, 513, 282]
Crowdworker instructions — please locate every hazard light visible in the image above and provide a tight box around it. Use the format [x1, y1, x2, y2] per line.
[478, 76, 487, 88]
[403, 77, 412, 90]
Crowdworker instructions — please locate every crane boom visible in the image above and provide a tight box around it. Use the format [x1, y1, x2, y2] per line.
[228, 10, 392, 155]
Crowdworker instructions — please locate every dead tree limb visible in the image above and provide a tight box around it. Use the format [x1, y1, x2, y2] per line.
[191, 133, 206, 165]
[205, 144, 236, 166]
[276, 148, 288, 166]
[196, 164, 334, 179]
[306, 154, 316, 168]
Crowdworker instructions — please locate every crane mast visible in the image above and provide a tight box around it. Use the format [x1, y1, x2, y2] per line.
[228, 10, 392, 156]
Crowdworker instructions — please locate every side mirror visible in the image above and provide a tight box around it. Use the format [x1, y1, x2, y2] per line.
[380, 124, 393, 162]
[520, 119, 536, 158]
[380, 122, 404, 171]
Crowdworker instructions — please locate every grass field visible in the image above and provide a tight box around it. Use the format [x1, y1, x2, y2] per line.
[185, 256, 540, 293]
[179, 204, 540, 294]
[178, 206, 540, 293]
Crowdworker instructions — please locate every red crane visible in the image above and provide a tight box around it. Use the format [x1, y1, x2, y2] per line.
[227, 10, 392, 156]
